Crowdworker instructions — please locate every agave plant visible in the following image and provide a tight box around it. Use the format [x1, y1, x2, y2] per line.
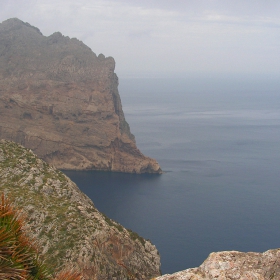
[0, 193, 51, 279]
[53, 269, 83, 280]
[0, 194, 82, 280]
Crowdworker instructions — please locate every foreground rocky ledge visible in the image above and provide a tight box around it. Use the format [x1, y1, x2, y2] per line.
[0, 18, 161, 174]
[0, 140, 161, 279]
[156, 249, 280, 280]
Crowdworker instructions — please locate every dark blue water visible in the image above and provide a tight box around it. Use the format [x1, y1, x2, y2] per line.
[64, 76, 280, 274]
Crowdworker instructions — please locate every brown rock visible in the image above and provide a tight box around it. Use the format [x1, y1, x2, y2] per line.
[0, 18, 162, 173]
[155, 249, 280, 279]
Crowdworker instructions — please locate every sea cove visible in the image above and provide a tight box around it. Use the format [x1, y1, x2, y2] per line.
[65, 76, 280, 275]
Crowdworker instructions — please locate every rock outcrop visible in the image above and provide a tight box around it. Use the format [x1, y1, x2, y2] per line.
[0, 140, 161, 279]
[155, 249, 280, 280]
[0, 18, 161, 173]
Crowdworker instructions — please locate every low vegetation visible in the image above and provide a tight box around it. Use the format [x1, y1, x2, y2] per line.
[0, 140, 161, 279]
[0, 193, 82, 280]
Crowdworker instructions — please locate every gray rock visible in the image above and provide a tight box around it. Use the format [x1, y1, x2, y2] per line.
[155, 249, 280, 280]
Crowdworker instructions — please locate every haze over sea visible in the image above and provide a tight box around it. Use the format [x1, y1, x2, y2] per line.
[65, 75, 280, 275]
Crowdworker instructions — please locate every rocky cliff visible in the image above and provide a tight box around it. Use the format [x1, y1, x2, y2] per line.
[0, 18, 161, 173]
[155, 249, 280, 280]
[0, 140, 161, 279]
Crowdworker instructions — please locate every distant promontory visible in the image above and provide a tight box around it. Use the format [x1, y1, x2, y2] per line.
[0, 18, 162, 173]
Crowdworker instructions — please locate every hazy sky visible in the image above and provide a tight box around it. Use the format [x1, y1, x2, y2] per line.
[1, 0, 280, 78]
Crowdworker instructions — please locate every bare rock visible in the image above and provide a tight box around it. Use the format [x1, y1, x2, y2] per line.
[155, 249, 280, 280]
[0, 18, 161, 173]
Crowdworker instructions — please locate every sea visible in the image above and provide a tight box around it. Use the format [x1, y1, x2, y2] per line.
[64, 74, 280, 275]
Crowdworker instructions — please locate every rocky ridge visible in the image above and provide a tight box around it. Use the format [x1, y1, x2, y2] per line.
[0, 140, 161, 279]
[0, 18, 161, 173]
[155, 249, 280, 280]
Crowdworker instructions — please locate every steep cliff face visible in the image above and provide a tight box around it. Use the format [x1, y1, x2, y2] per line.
[0, 18, 161, 173]
[0, 140, 161, 279]
[156, 249, 280, 280]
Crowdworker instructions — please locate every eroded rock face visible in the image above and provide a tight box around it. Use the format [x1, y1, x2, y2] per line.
[0, 140, 161, 279]
[156, 249, 280, 280]
[0, 18, 161, 173]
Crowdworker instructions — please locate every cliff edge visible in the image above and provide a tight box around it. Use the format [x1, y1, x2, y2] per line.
[0, 18, 161, 173]
[156, 249, 280, 279]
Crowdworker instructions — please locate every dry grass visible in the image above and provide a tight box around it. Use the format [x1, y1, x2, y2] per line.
[0, 193, 82, 280]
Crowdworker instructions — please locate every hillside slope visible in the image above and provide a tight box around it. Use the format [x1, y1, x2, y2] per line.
[0, 140, 161, 279]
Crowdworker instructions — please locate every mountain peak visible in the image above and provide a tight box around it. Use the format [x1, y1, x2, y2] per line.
[1, 17, 43, 35]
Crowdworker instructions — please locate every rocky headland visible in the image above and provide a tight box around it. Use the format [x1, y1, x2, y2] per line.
[0, 139, 161, 279]
[0, 18, 161, 173]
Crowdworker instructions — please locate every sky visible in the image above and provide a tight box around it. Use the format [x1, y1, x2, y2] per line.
[1, 0, 280, 78]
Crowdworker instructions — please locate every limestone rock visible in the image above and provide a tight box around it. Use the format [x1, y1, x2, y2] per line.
[0, 140, 161, 279]
[155, 249, 280, 279]
[0, 18, 161, 173]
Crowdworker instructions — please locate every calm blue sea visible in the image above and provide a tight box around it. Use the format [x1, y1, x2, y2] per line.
[64, 75, 280, 274]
